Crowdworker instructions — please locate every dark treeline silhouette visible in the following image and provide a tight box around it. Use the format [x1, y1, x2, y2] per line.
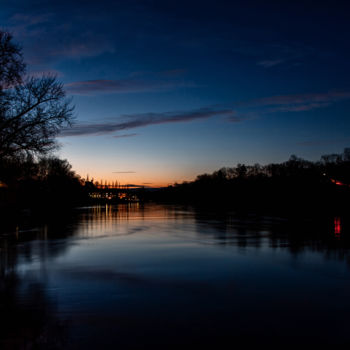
[147, 149, 350, 214]
[0, 155, 89, 210]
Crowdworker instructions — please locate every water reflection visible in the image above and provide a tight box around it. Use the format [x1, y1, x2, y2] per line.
[193, 207, 350, 264]
[0, 275, 68, 349]
[335, 217, 341, 239]
[1, 204, 350, 348]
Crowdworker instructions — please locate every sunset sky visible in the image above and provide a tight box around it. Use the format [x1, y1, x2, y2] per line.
[2, 0, 350, 186]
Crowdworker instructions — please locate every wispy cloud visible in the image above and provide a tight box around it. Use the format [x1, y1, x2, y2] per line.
[227, 113, 257, 123]
[129, 69, 186, 78]
[9, 13, 53, 30]
[60, 107, 237, 137]
[257, 59, 285, 68]
[223, 90, 350, 122]
[65, 78, 195, 95]
[7, 11, 115, 65]
[237, 90, 350, 114]
[112, 133, 138, 138]
[252, 91, 350, 106]
[112, 171, 136, 174]
[255, 44, 309, 68]
[267, 102, 331, 112]
[60, 89, 350, 138]
[228, 42, 313, 68]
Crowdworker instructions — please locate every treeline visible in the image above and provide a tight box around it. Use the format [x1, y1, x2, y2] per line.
[0, 156, 88, 209]
[149, 150, 350, 213]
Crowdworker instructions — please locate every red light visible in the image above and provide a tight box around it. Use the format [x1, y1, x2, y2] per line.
[331, 178, 345, 186]
[334, 217, 341, 239]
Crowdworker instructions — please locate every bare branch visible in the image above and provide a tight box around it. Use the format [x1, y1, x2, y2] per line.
[0, 30, 74, 160]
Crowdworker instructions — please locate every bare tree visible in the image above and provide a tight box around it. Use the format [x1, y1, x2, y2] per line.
[0, 30, 74, 160]
[0, 31, 25, 90]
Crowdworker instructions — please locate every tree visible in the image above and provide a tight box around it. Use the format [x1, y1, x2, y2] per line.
[0, 31, 25, 90]
[37, 157, 77, 179]
[0, 30, 74, 161]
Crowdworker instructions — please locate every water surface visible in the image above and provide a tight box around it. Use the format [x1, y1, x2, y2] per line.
[1, 204, 350, 349]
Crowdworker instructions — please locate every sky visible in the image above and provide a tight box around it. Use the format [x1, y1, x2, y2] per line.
[2, 0, 350, 186]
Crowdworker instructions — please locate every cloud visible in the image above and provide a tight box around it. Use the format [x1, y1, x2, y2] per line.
[257, 59, 285, 68]
[129, 69, 186, 78]
[6, 11, 115, 65]
[223, 90, 350, 122]
[59, 89, 348, 138]
[239, 91, 350, 113]
[112, 133, 138, 138]
[10, 13, 52, 27]
[2, 1, 330, 73]
[228, 42, 312, 69]
[112, 171, 136, 174]
[267, 102, 331, 112]
[65, 78, 195, 95]
[253, 91, 350, 106]
[59, 107, 237, 137]
[27, 34, 114, 65]
[227, 114, 255, 123]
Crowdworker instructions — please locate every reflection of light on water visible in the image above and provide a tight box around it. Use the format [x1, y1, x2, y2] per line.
[77, 204, 183, 238]
[334, 217, 341, 239]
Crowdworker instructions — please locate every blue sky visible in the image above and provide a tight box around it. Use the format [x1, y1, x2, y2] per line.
[2, 0, 350, 185]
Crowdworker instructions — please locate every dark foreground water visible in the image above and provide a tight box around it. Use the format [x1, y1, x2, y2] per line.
[1, 204, 350, 349]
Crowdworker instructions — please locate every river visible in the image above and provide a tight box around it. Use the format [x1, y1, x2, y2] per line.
[1, 204, 350, 348]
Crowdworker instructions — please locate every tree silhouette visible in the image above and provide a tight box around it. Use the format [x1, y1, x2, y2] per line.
[0, 30, 74, 161]
[150, 149, 350, 213]
[0, 31, 25, 90]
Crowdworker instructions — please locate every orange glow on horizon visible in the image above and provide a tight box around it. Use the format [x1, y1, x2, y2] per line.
[79, 173, 193, 188]
[72, 166, 198, 188]
[64, 152, 211, 189]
